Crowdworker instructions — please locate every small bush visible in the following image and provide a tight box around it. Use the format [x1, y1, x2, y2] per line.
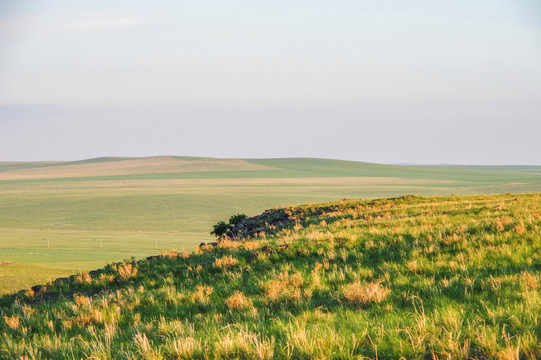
[229, 213, 247, 226]
[211, 221, 229, 237]
[210, 214, 246, 238]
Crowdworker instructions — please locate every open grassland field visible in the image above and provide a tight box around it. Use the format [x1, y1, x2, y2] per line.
[1, 193, 540, 359]
[1, 156, 541, 294]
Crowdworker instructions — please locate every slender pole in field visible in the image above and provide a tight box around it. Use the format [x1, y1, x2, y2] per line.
[155, 239, 158, 249]
[42, 228, 47, 249]
[100, 239, 103, 248]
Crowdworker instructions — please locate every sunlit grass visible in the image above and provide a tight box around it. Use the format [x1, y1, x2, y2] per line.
[1, 193, 541, 358]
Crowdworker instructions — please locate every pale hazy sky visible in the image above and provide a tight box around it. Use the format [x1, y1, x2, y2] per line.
[1, 1, 540, 164]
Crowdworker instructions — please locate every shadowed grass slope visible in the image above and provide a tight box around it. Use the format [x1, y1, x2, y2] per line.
[1, 193, 540, 359]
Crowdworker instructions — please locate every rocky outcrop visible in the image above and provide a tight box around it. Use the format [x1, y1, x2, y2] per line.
[225, 208, 294, 239]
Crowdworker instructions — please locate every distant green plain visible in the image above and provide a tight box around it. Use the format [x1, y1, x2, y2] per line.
[1, 157, 541, 294]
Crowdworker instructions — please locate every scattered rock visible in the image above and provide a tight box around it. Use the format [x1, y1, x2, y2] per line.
[200, 242, 219, 247]
[225, 209, 294, 240]
[31, 285, 46, 293]
[54, 277, 69, 285]
[89, 270, 101, 277]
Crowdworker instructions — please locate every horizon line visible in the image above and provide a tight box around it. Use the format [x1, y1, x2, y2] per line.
[1, 155, 541, 167]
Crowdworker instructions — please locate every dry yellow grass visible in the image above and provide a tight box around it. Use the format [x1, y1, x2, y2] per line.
[215, 331, 274, 360]
[225, 291, 252, 310]
[173, 337, 201, 358]
[218, 238, 241, 250]
[521, 271, 539, 289]
[192, 285, 213, 304]
[3, 314, 20, 330]
[74, 294, 92, 308]
[214, 255, 239, 269]
[134, 331, 161, 359]
[75, 273, 92, 284]
[117, 263, 138, 279]
[407, 260, 419, 273]
[265, 271, 307, 302]
[342, 281, 390, 306]
[21, 305, 35, 318]
[241, 241, 260, 251]
[68, 310, 104, 327]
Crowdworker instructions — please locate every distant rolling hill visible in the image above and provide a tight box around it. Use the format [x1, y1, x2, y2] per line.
[0, 156, 277, 180]
[1, 156, 541, 184]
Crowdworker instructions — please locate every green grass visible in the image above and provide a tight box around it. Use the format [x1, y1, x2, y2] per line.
[1, 156, 541, 294]
[0, 263, 77, 296]
[1, 193, 540, 359]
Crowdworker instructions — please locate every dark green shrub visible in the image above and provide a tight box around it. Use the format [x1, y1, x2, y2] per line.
[211, 221, 229, 237]
[229, 213, 247, 226]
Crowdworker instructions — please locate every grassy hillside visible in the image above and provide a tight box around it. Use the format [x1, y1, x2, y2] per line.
[0, 156, 277, 180]
[1, 156, 541, 294]
[1, 193, 540, 359]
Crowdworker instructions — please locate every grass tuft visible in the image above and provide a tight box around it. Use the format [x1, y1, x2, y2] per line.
[342, 281, 390, 307]
[225, 291, 252, 310]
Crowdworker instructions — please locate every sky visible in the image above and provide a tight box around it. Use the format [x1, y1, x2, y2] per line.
[0, 1, 540, 164]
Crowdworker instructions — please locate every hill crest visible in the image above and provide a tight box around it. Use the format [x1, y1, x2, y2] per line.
[0, 156, 279, 180]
